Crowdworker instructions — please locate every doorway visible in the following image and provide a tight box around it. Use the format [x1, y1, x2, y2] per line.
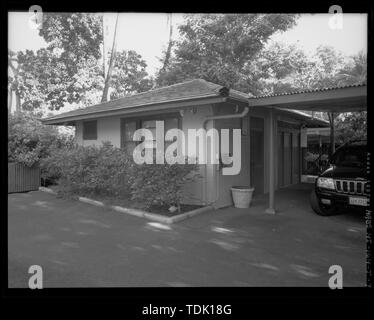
[278, 129, 301, 188]
[250, 117, 264, 195]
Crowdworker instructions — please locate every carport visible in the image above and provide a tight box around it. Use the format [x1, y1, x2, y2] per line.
[248, 84, 367, 214]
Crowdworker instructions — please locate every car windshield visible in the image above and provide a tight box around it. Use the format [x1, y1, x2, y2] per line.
[332, 145, 366, 168]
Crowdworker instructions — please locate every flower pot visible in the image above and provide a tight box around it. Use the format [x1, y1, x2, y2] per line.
[230, 186, 254, 208]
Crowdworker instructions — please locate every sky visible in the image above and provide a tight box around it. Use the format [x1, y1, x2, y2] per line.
[8, 12, 367, 77]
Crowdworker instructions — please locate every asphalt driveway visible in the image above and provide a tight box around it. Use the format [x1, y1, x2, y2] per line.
[8, 184, 366, 287]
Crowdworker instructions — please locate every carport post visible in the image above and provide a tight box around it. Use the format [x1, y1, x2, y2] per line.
[265, 107, 276, 214]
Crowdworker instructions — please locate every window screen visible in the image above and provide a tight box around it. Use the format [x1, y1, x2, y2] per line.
[121, 115, 180, 155]
[83, 120, 97, 140]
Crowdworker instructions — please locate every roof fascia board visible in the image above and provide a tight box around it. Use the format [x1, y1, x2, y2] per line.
[248, 86, 366, 108]
[42, 96, 227, 125]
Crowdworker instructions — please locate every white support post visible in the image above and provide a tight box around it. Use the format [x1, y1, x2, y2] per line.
[265, 107, 276, 214]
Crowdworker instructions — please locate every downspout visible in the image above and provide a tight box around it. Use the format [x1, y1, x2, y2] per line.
[202, 105, 249, 207]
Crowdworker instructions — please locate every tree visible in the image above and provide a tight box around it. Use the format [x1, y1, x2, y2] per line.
[38, 12, 103, 76]
[155, 14, 298, 89]
[159, 13, 174, 77]
[110, 50, 154, 99]
[335, 111, 367, 144]
[8, 50, 21, 112]
[8, 112, 73, 167]
[250, 43, 367, 148]
[101, 13, 119, 102]
[336, 50, 367, 86]
[9, 13, 154, 112]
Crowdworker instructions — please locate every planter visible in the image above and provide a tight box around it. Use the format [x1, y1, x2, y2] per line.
[231, 186, 254, 208]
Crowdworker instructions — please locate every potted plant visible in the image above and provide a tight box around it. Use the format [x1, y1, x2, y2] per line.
[230, 186, 255, 208]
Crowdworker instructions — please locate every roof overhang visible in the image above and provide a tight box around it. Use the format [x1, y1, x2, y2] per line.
[248, 85, 367, 113]
[275, 108, 329, 127]
[41, 96, 228, 125]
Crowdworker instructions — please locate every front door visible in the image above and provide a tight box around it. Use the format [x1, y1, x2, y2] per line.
[250, 117, 264, 195]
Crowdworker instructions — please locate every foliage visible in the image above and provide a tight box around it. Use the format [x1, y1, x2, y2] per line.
[130, 161, 200, 211]
[8, 112, 74, 167]
[41, 144, 199, 210]
[109, 50, 154, 99]
[248, 43, 367, 142]
[8, 13, 154, 112]
[38, 12, 103, 75]
[40, 142, 133, 197]
[335, 111, 367, 144]
[155, 14, 298, 89]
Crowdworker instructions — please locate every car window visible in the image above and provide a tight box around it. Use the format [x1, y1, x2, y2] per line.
[333, 146, 366, 167]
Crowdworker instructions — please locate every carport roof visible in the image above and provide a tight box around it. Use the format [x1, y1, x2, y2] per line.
[248, 83, 367, 113]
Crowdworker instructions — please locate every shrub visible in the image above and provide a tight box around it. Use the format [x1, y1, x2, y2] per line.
[41, 143, 200, 211]
[40, 142, 134, 198]
[8, 112, 74, 167]
[130, 160, 200, 211]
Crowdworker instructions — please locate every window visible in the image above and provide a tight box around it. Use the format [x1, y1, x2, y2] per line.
[120, 114, 180, 156]
[83, 120, 97, 140]
[121, 120, 139, 154]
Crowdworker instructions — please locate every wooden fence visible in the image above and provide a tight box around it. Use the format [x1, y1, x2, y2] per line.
[8, 162, 40, 193]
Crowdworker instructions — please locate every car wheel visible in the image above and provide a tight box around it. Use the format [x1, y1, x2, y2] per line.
[310, 189, 336, 216]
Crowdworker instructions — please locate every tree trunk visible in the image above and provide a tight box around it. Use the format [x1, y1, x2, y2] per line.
[160, 14, 173, 75]
[102, 14, 106, 78]
[101, 13, 119, 103]
[15, 90, 21, 113]
[8, 89, 13, 111]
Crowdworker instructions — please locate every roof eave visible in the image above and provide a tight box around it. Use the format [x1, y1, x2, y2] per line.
[42, 95, 230, 125]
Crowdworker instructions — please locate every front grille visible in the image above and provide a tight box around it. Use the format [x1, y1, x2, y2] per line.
[334, 179, 368, 195]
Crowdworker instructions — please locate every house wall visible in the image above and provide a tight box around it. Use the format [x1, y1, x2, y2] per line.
[75, 117, 121, 147]
[211, 105, 305, 208]
[74, 105, 215, 206]
[73, 104, 305, 209]
[179, 105, 215, 206]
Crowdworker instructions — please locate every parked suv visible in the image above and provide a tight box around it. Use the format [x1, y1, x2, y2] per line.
[310, 140, 368, 216]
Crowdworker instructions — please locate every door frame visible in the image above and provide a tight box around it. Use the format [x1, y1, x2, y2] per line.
[249, 115, 265, 194]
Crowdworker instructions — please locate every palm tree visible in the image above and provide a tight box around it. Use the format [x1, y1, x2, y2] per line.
[8, 50, 21, 112]
[337, 51, 367, 86]
[101, 13, 119, 103]
[160, 13, 174, 75]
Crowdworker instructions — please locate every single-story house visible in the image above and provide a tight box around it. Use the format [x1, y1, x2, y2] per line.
[42, 79, 328, 208]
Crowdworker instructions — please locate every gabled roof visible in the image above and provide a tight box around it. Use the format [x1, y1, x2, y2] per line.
[42, 79, 248, 124]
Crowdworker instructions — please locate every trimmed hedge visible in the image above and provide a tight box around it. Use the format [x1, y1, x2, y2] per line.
[41, 142, 200, 211]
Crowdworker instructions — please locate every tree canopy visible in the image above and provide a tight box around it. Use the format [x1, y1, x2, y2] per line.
[8, 13, 153, 113]
[156, 14, 298, 90]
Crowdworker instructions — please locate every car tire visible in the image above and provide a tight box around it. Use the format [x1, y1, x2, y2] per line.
[310, 189, 336, 216]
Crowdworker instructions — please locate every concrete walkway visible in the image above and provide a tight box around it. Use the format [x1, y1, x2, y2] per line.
[8, 184, 366, 287]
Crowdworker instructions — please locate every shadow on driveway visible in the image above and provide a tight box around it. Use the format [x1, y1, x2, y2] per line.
[8, 185, 366, 287]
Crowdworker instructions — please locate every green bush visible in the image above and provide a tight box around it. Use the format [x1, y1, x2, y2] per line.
[8, 112, 74, 167]
[130, 160, 199, 211]
[41, 143, 200, 210]
[41, 142, 134, 198]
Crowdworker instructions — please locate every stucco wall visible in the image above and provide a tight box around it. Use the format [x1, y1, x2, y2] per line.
[211, 105, 305, 208]
[179, 105, 214, 206]
[75, 117, 121, 147]
[74, 106, 214, 206]
[73, 105, 305, 209]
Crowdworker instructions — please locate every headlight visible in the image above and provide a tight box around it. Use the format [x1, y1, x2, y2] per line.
[317, 177, 335, 190]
